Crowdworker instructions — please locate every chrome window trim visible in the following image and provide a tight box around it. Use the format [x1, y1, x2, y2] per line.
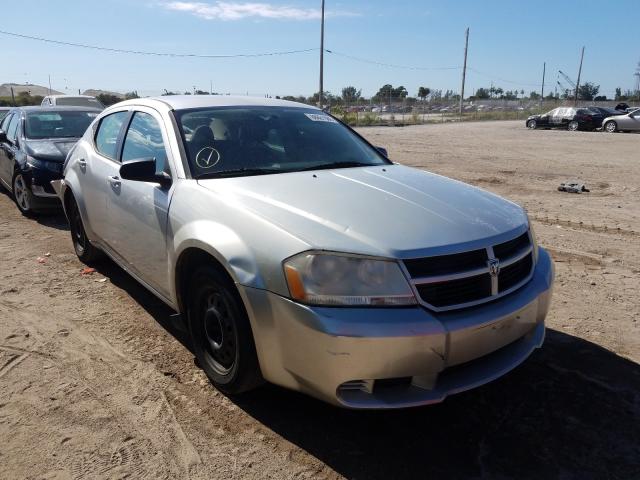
[400, 231, 536, 313]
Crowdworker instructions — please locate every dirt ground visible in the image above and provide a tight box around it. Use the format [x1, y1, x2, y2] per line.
[0, 120, 638, 480]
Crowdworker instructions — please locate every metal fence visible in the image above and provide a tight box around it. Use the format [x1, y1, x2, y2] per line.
[330, 100, 638, 127]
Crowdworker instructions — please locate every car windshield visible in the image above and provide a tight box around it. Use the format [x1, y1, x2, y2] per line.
[25, 111, 98, 139]
[56, 97, 104, 108]
[174, 106, 389, 178]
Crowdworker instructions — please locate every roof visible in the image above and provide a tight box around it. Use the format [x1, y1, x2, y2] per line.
[115, 95, 316, 111]
[9, 106, 103, 113]
[43, 94, 98, 99]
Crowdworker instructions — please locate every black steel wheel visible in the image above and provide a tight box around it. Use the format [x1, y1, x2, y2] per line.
[188, 265, 262, 394]
[68, 194, 102, 263]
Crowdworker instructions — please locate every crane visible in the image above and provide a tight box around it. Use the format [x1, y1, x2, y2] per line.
[558, 70, 576, 89]
[558, 70, 577, 99]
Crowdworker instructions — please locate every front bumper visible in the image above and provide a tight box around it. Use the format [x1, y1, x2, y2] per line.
[239, 248, 554, 409]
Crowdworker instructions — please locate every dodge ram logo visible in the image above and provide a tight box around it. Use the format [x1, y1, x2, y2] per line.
[488, 259, 501, 276]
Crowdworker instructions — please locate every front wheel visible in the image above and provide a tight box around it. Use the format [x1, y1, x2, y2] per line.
[604, 121, 617, 133]
[67, 195, 102, 263]
[567, 120, 579, 131]
[188, 266, 262, 394]
[526, 119, 537, 129]
[12, 172, 35, 216]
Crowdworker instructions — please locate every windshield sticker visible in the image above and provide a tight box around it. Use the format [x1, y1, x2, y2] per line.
[195, 147, 221, 169]
[304, 113, 338, 123]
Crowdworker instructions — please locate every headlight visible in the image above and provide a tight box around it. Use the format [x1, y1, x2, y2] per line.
[27, 156, 62, 173]
[283, 252, 417, 306]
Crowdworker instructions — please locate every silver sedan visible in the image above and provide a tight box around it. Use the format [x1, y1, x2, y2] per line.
[54, 96, 554, 408]
[602, 108, 640, 132]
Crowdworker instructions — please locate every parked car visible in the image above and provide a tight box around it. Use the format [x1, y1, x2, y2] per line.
[0, 106, 100, 214]
[585, 107, 627, 129]
[41, 95, 105, 110]
[602, 108, 640, 133]
[0, 107, 11, 122]
[525, 107, 598, 131]
[54, 96, 554, 409]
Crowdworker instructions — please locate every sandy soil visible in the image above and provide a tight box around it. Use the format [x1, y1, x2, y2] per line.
[0, 121, 638, 479]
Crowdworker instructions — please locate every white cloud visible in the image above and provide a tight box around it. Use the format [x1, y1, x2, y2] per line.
[163, 1, 357, 21]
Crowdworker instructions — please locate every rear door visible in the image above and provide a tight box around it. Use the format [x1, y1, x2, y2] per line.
[80, 110, 129, 241]
[106, 108, 174, 297]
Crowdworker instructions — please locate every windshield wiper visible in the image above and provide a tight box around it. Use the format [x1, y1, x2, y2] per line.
[195, 167, 280, 179]
[296, 161, 372, 172]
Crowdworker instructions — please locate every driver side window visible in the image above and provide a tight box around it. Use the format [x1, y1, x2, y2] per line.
[121, 112, 169, 174]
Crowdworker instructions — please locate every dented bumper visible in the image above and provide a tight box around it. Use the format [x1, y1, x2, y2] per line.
[239, 248, 554, 408]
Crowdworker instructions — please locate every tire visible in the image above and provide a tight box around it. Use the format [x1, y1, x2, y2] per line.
[188, 265, 262, 394]
[526, 119, 537, 129]
[604, 121, 617, 133]
[12, 172, 35, 216]
[567, 120, 579, 131]
[67, 194, 102, 264]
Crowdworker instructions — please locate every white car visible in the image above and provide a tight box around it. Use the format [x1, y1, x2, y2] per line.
[41, 95, 104, 110]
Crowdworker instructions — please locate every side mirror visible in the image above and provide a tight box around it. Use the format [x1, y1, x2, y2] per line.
[0, 130, 6, 143]
[376, 146, 389, 158]
[120, 157, 171, 187]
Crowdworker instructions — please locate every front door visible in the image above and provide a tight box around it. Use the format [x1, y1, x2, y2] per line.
[0, 113, 19, 187]
[82, 110, 129, 241]
[106, 108, 174, 297]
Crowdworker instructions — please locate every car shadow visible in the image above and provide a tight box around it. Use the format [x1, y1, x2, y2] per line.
[94, 258, 640, 480]
[36, 211, 68, 231]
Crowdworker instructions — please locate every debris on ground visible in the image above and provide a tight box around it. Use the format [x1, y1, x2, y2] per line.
[36, 257, 47, 264]
[558, 181, 590, 193]
[80, 267, 96, 275]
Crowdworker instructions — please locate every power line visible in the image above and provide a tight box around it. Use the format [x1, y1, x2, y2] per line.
[467, 67, 540, 88]
[0, 29, 317, 58]
[325, 49, 461, 71]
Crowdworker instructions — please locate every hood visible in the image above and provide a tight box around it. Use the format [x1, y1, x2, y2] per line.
[25, 138, 79, 162]
[197, 165, 528, 258]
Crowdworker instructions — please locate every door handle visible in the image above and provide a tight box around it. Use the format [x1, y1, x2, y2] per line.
[78, 158, 87, 172]
[108, 175, 121, 188]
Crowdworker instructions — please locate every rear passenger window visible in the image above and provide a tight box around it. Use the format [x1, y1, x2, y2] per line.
[95, 111, 127, 160]
[121, 112, 168, 174]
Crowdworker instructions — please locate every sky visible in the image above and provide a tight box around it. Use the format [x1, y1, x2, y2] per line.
[1, 0, 639, 99]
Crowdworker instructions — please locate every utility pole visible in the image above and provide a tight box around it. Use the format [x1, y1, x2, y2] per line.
[48, 75, 52, 95]
[318, 0, 325, 109]
[459, 27, 469, 118]
[574, 46, 585, 106]
[210, 80, 213, 95]
[10, 86, 16, 106]
[540, 62, 546, 102]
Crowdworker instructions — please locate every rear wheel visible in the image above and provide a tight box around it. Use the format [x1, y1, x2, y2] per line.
[567, 120, 579, 131]
[604, 121, 617, 133]
[12, 172, 35, 216]
[67, 195, 102, 263]
[526, 119, 537, 129]
[188, 265, 262, 394]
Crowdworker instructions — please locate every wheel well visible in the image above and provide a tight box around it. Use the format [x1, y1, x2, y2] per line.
[174, 248, 236, 314]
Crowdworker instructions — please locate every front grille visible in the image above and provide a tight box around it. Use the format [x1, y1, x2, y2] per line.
[404, 249, 487, 277]
[417, 273, 491, 307]
[499, 253, 533, 292]
[404, 230, 534, 310]
[493, 232, 530, 258]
